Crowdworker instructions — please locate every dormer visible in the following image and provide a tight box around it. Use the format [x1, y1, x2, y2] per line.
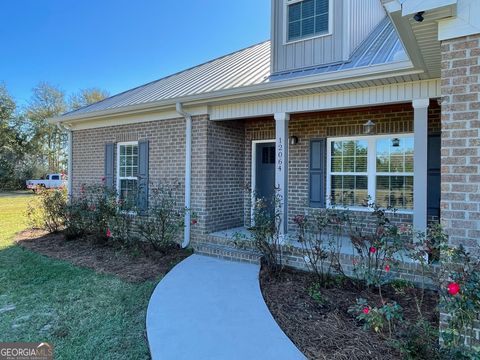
[271, 0, 387, 74]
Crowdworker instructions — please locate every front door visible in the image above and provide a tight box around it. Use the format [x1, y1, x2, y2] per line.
[255, 142, 276, 215]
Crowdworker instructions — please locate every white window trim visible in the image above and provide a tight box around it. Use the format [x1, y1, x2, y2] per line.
[116, 141, 139, 211]
[283, 0, 333, 45]
[326, 133, 414, 214]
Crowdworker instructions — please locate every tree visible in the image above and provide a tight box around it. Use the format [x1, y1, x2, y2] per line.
[0, 84, 31, 189]
[25, 82, 67, 173]
[69, 88, 109, 111]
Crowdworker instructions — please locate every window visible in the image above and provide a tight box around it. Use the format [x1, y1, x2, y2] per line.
[327, 135, 414, 211]
[376, 137, 414, 209]
[51, 175, 60, 180]
[117, 142, 139, 210]
[286, 0, 329, 42]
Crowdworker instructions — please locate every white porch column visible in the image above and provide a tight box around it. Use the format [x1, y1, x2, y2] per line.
[413, 99, 429, 232]
[274, 112, 290, 236]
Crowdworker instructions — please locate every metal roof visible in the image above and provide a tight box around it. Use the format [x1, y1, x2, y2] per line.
[63, 17, 407, 118]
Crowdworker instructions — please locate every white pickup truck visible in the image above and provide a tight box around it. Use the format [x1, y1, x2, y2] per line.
[26, 174, 67, 191]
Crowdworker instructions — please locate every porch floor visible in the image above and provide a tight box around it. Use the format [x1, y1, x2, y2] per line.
[209, 226, 358, 255]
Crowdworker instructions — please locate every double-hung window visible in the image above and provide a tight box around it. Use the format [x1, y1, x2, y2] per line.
[286, 0, 330, 42]
[117, 142, 139, 210]
[327, 134, 414, 211]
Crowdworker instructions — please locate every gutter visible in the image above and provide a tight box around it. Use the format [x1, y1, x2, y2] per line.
[56, 123, 73, 202]
[49, 59, 419, 124]
[176, 102, 192, 249]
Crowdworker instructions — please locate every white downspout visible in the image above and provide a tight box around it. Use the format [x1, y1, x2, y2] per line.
[57, 123, 73, 203]
[176, 103, 192, 248]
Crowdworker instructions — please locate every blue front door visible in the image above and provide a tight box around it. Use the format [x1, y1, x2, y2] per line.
[255, 142, 276, 215]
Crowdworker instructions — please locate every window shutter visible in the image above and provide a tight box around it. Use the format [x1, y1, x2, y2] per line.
[137, 140, 149, 214]
[310, 139, 326, 208]
[104, 143, 114, 189]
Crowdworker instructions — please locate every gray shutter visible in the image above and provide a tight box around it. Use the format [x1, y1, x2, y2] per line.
[137, 140, 149, 214]
[310, 139, 326, 208]
[104, 143, 114, 189]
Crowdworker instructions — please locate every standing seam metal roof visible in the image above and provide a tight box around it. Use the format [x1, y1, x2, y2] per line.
[64, 17, 406, 117]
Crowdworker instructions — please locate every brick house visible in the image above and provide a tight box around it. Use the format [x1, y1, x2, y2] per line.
[52, 0, 479, 272]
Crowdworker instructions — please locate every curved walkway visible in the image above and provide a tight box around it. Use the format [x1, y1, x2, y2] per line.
[146, 255, 305, 360]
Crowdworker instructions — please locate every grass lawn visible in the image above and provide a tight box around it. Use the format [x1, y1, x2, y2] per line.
[0, 193, 155, 359]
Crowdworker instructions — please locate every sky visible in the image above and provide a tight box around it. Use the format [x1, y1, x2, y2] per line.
[0, 0, 270, 107]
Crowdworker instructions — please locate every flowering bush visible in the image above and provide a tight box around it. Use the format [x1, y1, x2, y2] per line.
[294, 208, 347, 285]
[343, 204, 404, 288]
[248, 193, 285, 274]
[348, 298, 403, 338]
[438, 244, 480, 357]
[27, 187, 67, 232]
[137, 182, 186, 253]
[65, 183, 118, 242]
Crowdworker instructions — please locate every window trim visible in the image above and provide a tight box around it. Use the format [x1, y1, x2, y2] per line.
[283, 0, 333, 45]
[326, 133, 414, 214]
[116, 141, 139, 211]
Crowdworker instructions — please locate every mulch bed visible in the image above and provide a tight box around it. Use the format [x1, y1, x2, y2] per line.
[15, 229, 191, 282]
[260, 266, 439, 360]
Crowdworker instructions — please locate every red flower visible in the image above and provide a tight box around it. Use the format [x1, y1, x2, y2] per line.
[447, 282, 460, 296]
[369, 246, 377, 254]
[363, 307, 370, 315]
[385, 264, 391, 272]
[293, 215, 305, 225]
[106, 228, 112, 238]
[191, 219, 198, 225]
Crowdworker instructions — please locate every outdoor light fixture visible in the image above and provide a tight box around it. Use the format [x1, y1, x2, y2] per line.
[392, 138, 400, 147]
[363, 120, 376, 135]
[289, 136, 299, 145]
[413, 11, 425, 22]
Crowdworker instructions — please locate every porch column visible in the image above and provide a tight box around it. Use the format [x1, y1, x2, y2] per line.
[274, 112, 290, 237]
[413, 99, 429, 232]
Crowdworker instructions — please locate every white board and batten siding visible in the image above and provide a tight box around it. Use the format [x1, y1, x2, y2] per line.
[271, 0, 386, 74]
[272, 0, 345, 73]
[209, 79, 441, 120]
[347, 0, 386, 53]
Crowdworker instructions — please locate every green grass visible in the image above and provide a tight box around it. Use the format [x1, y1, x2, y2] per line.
[0, 193, 155, 359]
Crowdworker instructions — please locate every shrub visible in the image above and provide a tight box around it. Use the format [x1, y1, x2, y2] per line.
[247, 194, 284, 274]
[27, 187, 67, 232]
[137, 183, 185, 252]
[294, 209, 347, 286]
[393, 319, 441, 360]
[344, 204, 404, 288]
[348, 297, 403, 338]
[108, 211, 137, 246]
[438, 244, 480, 357]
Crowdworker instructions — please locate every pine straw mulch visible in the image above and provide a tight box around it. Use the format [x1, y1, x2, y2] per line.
[260, 266, 439, 360]
[15, 229, 191, 282]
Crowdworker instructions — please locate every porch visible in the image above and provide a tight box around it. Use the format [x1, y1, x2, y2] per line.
[195, 100, 442, 251]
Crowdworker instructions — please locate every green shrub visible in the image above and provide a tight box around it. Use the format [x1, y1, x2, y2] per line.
[248, 194, 284, 274]
[137, 183, 186, 253]
[294, 209, 347, 286]
[348, 297, 403, 338]
[27, 187, 67, 232]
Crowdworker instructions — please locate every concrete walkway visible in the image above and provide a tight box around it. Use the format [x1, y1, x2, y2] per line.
[146, 255, 305, 360]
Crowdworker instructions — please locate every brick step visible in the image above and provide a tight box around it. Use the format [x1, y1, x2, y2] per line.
[193, 242, 261, 265]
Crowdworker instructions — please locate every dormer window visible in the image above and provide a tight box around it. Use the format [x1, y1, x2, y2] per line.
[286, 0, 330, 42]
